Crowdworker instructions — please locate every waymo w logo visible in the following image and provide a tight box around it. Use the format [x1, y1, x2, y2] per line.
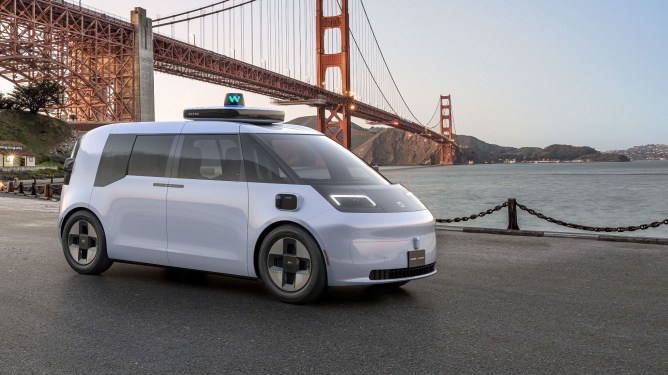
[224, 93, 245, 106]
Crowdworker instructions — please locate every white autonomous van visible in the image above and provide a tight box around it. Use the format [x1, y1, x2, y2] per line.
[58, 93, 437, 303]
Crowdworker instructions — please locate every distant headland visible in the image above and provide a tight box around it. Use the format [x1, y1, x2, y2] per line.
[288, 116, 642, 165]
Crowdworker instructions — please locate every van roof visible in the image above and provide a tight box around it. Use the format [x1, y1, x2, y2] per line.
[103, 120, 321, 136]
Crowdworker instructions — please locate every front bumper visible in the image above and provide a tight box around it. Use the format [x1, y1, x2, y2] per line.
[310, 209, 438, 286]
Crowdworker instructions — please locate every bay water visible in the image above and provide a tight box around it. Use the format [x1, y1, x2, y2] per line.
[381, 160, 668, 238]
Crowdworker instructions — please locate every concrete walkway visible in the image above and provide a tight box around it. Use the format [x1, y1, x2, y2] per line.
[0, 196, 666, 374]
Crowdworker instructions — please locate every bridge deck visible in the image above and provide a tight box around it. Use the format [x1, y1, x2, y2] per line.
[0, 196, 665, 373]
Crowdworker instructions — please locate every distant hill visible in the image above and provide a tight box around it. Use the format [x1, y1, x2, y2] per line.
[0, 109, 77, 162]
[288, 116, 630, 165]
[354, 128, 440, 165]
[607, 144, 668, 161]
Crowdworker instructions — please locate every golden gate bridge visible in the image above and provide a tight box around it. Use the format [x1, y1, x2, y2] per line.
[0, 0, 457, 164]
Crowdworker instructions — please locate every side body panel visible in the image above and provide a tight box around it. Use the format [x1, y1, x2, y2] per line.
[166, 178, 249, 275]
[88, 122, 185, 266]
[91, 175, 171, 265]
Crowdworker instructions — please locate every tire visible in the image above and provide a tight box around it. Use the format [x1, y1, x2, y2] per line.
[257, 225, 327, 304]
[61, 211, 113, 275]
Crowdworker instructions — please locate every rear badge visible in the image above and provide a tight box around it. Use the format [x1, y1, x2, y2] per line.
[396, 201, 405, 208]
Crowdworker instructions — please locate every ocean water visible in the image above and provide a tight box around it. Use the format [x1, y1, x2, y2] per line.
[381, 161, 668, 238]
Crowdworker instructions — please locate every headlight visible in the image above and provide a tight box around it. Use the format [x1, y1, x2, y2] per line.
[330, 195, 377, 208]
[312, 185, 425, 213]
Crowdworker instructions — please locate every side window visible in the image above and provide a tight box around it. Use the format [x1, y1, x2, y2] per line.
[270, 139, 331, 180]
[175, 135, 242, 181]
[127, 135, 176, 178]
[94, 134, 136, 187]
[240, 134, 291, 184]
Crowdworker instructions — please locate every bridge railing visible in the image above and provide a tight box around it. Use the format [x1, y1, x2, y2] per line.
[58, 0, 131, 25]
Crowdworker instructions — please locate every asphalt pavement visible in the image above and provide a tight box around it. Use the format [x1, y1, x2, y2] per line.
[0, 196, 666, 374]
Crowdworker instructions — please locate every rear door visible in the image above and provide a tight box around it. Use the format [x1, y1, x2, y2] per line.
[90, 123, 182, 266]
[166, 123, 249, 276]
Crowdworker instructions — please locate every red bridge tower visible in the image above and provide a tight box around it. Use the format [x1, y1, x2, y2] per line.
[315, 0, 352, 148]
[439, 95, 457, 165]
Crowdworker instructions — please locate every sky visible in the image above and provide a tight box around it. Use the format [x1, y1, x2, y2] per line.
[2, 0, 667, 150]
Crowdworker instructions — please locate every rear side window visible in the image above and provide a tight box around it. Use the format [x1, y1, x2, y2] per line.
[175, 135, 242, 181]
[127, 135, 176, 178]
[94, 134, 136, 187]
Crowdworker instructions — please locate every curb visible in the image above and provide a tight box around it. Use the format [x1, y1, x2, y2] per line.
[436, 224, 668, 246]
[0, 191, 59, 202]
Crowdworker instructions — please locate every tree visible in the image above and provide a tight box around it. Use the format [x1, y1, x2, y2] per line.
[9, 79, 64, 114]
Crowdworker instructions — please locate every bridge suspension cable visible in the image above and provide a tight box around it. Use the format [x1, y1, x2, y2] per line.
[152, 0, 256, 28]
[338, 0, 432, 126]
[153, 0, 231, 22]
[424, 99, 441, 130]
[357, 0, 424, 126]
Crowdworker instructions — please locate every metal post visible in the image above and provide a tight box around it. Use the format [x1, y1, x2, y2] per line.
[8, 181, 14, 193]
[31, 179, 37, 196]
[507, 198, 520, 230]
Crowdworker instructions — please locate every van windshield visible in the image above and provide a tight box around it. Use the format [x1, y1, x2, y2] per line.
[254, 134, 389, 186]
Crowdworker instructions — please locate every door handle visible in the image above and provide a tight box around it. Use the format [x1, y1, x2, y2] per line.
[153, 183, 184, 188]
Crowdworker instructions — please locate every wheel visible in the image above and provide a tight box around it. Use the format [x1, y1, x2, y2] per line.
[257, 225, 327, 304]
[61, 211, 112, 275]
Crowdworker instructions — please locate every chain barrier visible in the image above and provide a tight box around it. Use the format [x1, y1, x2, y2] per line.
[515, 202, 668, 233]
[435, 201, 508, 223]
[436, 199, 668, 233]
